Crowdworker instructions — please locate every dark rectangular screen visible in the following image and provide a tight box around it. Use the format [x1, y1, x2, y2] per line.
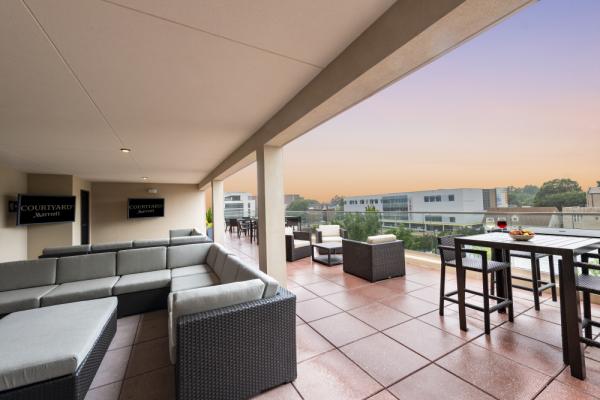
[17, 195, 76, 225]
[128, 198, 165, 218]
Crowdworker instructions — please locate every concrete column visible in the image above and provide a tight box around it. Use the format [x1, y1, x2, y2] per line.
[211, 180, 225, 244]
[256, 145, 286, 286]
[198, 189, 207, 234]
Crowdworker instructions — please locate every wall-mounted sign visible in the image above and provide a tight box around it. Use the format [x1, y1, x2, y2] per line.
[17, 195, 76, 225]
[128, 198, 165, 219]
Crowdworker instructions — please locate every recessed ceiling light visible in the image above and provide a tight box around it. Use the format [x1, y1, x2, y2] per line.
[141, 177, 149, 180]
[120, 148, 131, 153]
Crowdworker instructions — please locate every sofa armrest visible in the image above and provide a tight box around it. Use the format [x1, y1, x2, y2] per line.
[340, 228, 348, 239]
[293, 231, 311, 242]
[315, 230, 323, 243]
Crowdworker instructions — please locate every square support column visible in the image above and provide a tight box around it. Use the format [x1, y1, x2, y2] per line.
[211, 180, 225, 244]
[257, 145, 286, 286]
[198, 188, 207, 234]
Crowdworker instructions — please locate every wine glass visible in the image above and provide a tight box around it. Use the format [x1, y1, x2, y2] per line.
[497, 218, 508, 231]
[484, 217, 495, 232]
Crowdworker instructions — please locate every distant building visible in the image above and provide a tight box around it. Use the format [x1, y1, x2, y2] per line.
[224, 192, 255, 218]
[483, 187, 509, 209]
[484, 207, 560, 228]
[587, 187, 600, 207]
[558, 187, 600, 229]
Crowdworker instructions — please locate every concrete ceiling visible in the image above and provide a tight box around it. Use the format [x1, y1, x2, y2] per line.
[0, 0, 395, 183]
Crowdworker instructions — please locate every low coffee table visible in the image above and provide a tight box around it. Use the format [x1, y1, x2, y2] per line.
[311, 242, 343, 266]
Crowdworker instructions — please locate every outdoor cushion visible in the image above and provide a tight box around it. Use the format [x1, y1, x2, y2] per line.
[170, 264, 212, 278]
[0, 259, 56, 292]
[170, 273, 220, 293]
[321, 236, 343, 243]
[319, 225, 340, 237]
[133, 239, 170, 248]
[41, 277, 118, 306]
[284, 227, 293, 235]
[170, 236, 210, 246]
[170, 228, 194, 238]
[0, 297, 116, 391]
[219, 255, 242, 284]
[211, 246, 232, 277]
[235, 263, 279, 298]
[366, 234, 397, 245]
[167, 243, 212, 269]
[0, 286, 57, 315]
[41, 244, 90, 258]
[113, 270, 171, 295]
[117, 247, 166, 275]
[294, 239, 311, 248]
[205, 244, 220, 269]
[91, 241, 132, 253]
[167, 279, 265, 363]
[57, 252, 116, 283]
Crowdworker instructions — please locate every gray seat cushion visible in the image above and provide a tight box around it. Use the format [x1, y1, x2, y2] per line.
[113, 270, 171, 295]
[167, 243, 212, 269]
[170, 236, 211, 246]
[236, 263, 279, 299]
[91, 241, 132, 253]
[0, 297, 117, 391]
[0, 259, 56, 292]
[41, 277, 119, 307]
[117, 247, 167, 275]
[133, 239, 170, 248]
[41, 244, 90, 258]
[57, 252, 116, 283]
[0, 286, 57, 315]
[170, 273, 220, 293]
[167, 279, 265, 363]
[170, 264, 212, 278]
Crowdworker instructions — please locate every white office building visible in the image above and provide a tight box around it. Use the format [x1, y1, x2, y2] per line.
[224, 192, 256, 219]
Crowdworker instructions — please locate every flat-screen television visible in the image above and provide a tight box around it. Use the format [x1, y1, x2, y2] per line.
[128, 198, 165, 219]
[16, 194, 76, 225]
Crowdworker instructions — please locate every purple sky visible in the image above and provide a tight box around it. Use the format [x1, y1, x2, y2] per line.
[226, 0, 600, 201]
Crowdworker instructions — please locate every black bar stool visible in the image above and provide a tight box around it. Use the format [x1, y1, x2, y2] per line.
[438, 235, 514, 334]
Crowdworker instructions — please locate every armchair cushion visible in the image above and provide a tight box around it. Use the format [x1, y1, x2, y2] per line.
[322, 236, 343, 243]
[294, 239, 311, 248]
[318, 225, 341, 237]
[366, 234, 397, 244]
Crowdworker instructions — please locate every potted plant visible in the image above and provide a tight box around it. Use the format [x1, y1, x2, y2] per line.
[206, 207, 214, 239]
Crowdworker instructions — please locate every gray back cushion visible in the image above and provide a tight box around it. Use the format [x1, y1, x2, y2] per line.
[57, 252, 116, 283]
[169, 229, 193, 238]
[206, 244, 219, 267]
[42, 245, 90, 257]
[212, 246, 230, 277]
[117, 247, 166, 275]
[167, 243, 212, 269]
[133, 239, 169, 248]
[219, 255, 242, 284]
[91, 241, 132, 253]
[0, 259, 57, 292]
[235, 263, 279, 298]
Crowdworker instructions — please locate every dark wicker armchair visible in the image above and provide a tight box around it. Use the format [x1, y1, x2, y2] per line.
[342, 238, 405, 282]
[285, 231, 312, 261]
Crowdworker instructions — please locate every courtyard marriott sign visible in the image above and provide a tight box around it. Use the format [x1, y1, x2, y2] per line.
[17, 195, 76, 225]
[128, 198, 165, 218]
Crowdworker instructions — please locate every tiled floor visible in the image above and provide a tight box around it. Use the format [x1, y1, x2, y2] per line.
[86, 234, 600, 399]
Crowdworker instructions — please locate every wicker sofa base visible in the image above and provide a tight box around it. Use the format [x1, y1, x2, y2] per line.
[117, 287, 170, 318]
[176, 288, 297, 400]
[0, 309, 116, 400]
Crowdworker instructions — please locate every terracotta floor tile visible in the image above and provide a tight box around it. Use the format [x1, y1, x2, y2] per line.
[85, 382, 121, 400]
[296, 297, 343, 322]
[406, 270, 448, 286]
[326, 274, 372, 289]
[295, 315, 305, 326]
[389, 364, 494, 400]
[557, 357, 600, 398]
[524, 302, 563, 325]
[304, 280, 346, 296]
[473, 327, 564, 376]
[348, 302, 412, 330]
[323, 289, 376, 310]
[375, 278, 424, 293]
[296, 324, 335, 362]
[293, 350, 382, 400]
[126, 337, 171, 378]
[367, 390, 398, 400]
[437, 343, 551, 400]
[536, 380, 598, 400]
[110, 315, 140, 350]
[503, 314, 563, 348]
[287, 272, 326, 286]
[251, 383, 302, 399]
[289, 286, 318, 302]
[353, 284, 399, 300]
[340, 333, 429, 386]
[418, 310, 488, 340]
[91, 346, 131, 388]
[134, 310, 167, 343]
[380, 294, 438, 317]
[310, 312, 377, 347]
[384, 319, 465, 361]
[406, 287, 443, 304]
[119, 366, 175, 400]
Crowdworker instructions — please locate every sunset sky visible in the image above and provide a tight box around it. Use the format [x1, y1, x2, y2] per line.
[224, 0, 600, 202]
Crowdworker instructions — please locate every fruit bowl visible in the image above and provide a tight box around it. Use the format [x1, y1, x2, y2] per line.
[509, 229, 535, 241]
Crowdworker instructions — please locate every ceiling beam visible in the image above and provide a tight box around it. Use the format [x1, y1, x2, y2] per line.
[199, 0, 535, 188]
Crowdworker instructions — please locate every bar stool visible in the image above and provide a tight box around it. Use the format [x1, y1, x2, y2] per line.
[491, 251, 557, 310]
[438, 235, 514, 334]
[567, 254, 600, 346]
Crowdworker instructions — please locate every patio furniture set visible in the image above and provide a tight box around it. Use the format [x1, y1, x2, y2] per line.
[439, 231, 600, 380]
[0, 236, 296, 400]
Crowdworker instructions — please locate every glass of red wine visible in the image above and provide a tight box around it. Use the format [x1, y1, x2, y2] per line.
[497, 219, 508, 231]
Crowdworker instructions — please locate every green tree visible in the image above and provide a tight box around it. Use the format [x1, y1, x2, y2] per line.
[329, 195, 344, 211]
[508, 185, 539, 207]
[332, 207, 381, 241]
[533, 178, 586, 210]
[286, 196, 320, 211]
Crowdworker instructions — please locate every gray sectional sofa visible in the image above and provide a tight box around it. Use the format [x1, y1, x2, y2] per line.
[0, 242, 297, 400]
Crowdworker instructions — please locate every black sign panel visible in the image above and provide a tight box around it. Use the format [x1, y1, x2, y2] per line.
[17, 195, 76, 225]
[128, 198, 165, 218]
